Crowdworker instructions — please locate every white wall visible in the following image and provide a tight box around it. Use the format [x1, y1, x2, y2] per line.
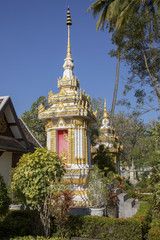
[0, 152, 12, 185]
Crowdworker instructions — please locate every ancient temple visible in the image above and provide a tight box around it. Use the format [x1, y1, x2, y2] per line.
[38, 9, 95, 197]
[92, 100, 122, 173]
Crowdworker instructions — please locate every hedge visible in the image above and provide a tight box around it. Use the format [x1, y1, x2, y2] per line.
[0, 210, 40, 238]
[1, 203, 152, 240]
[148, 218, 160, 240]
[10, 237, 68, 240]
[134, 203, 152, 239]
[135, 193, 153, 203]
[59, 203, 152, 240]
[63, 215, 142, 240]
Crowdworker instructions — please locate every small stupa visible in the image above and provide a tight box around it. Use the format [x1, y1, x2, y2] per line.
[92, 100, 122, 173]
[38, 8, 95, 200]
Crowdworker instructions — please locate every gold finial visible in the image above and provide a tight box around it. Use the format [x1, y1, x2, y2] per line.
[66, 8, 72, 58]
[66, 7, 72, 25]
[103, 99, 108, 119]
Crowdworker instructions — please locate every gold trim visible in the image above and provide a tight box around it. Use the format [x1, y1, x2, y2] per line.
[50, 130, 56, 152]
[56, 117, 67, 127]
[72, 190, 87, 196]
[61, 177, 89, 185]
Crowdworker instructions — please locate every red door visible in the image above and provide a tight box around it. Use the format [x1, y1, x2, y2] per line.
[58, 130, 68, 162]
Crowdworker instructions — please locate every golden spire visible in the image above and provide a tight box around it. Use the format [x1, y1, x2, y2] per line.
[103, 99, 108, 119]
[66, 7, 72, 58]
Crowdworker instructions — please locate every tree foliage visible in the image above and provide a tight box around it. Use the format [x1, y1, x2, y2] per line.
[90, 98, 159, 170]
[90, 97, 104, 145]
[21, 96, 47, 147]
[11, 148, 65, 237]
[132, 121, 160, 168]
[0, 174, 10, 216]
[111, 11, 160, 112]
[148, 122, 160, 212]
[88, 0, 160, 115]
[87, 1, 121, 124]
[112, 111, 145, 168]
[92, 144, 116, 176]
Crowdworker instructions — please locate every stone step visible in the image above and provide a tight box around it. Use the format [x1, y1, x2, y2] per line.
[124, 198, 135, 208]
[124, 199, 137, 218]
[113, 188, 121, 195]
[132, 203, 140, 215]
[118, 193, 128, 203]
[119, 198, 139, 218]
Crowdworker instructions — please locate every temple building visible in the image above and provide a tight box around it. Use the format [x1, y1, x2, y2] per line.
[92, 100, 123, 173]
[38, 9, 95, 198]
[0, 96, 42, 184]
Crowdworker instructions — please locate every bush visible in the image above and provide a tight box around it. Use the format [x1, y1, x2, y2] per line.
[135, 193, 153, 202]
[140, 187, 154, 193]
[10, 237, 69, 240]
[148, 218, 160, 240]
[54, 203, 152, 240]
[63, 215, 142, 240]
[11, 148, 66, 238]
[134, 203, 152, 239]
[0, 210, 38, 238]
[0, 174, 10, 216]
[0, 204, 152, 240]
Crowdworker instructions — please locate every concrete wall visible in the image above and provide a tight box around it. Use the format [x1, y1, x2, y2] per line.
[0, 152, 12, 185]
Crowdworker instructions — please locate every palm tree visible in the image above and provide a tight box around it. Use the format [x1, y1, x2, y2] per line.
[87, 0, 122, 125]
[87, 0, 160, 120]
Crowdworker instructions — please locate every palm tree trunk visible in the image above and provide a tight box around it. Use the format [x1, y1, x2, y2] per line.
[110, 53, 120, 125]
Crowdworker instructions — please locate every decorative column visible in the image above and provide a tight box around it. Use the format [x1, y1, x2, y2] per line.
[50, 130, 56, 152]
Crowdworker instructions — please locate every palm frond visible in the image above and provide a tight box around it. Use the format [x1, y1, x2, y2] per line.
[87, 0, 108, 17]
[116, 0, 139, 29]
[96, 6, 109, 29]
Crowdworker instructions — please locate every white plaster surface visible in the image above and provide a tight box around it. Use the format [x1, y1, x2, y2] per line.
[47, 131, 51, 150]
[0, 152, 12, 185]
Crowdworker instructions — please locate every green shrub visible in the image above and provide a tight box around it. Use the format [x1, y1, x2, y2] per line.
[0, 204, 152, 240]
[140, 187, 154, 193]
[0, 174, 10, 216]
[52, 203, 151, 240]
[62, 215, 142, 240]
[126, 189, 136, 198]
[135, 193, 153, 202]
[10, 237, 69, 240]
[148, 218, 160, 240]
[0, 210, 38, 238]
[134, 203, 152, 239]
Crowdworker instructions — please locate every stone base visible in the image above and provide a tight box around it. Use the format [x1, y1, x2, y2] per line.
[70, 206, 106, 217]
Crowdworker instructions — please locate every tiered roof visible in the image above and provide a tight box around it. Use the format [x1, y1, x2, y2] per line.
[38, 8, 95, 122]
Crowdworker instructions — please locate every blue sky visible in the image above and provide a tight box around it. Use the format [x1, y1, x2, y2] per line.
[0, 0, 159, 123]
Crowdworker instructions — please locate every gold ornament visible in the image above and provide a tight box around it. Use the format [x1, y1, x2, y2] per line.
[61, 148, 68, 163]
